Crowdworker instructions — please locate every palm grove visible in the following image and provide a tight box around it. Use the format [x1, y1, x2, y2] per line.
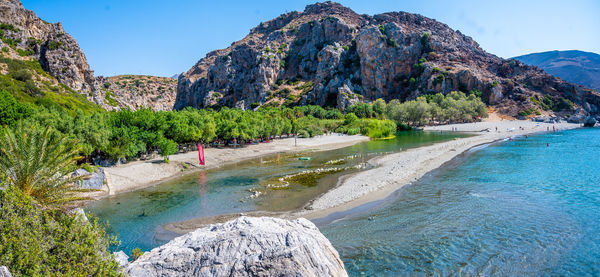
[0, 53, 486, 276]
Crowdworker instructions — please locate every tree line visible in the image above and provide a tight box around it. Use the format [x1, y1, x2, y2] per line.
[0, 89, 486, 162]
[348, 91, 488, 127]
[0, 90, 399, 161]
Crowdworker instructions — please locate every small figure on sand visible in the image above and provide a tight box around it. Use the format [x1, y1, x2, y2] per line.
[547, 143, 549, 147]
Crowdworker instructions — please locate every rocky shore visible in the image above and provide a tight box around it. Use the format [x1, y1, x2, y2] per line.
[124, 217, 348, 277]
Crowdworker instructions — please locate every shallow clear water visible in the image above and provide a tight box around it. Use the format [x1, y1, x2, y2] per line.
[321, 128, 600, 276]
[86, 131, 465, 254]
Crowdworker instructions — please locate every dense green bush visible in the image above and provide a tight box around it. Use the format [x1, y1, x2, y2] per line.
[532, 95, 574, 112]
[0, 90, 33, 126]
[0, 188, 121, 277]
[337, 118, 396, 138]
[383, 91, 487, 126]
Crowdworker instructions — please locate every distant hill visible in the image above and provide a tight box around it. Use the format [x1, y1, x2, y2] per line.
[98, 75, 177, 111]
[513, 50, 600, 92]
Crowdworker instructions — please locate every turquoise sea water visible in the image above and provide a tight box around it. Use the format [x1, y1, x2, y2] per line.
[86, 131, 465, 254]
[321, 128, 600, 276]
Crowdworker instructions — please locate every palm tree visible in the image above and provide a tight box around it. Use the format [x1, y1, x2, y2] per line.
[0, 124, 90, 209]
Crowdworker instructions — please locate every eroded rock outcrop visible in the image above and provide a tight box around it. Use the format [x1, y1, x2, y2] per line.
[176, 1, 600, 119]
[124, 216, 348, 277]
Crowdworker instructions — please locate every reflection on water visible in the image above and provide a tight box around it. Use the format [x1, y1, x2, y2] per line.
[87, 131, 465, 253]
[321, 128, 600, 276]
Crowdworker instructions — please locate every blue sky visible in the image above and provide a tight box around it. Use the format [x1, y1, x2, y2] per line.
[21, 0, 600, 77]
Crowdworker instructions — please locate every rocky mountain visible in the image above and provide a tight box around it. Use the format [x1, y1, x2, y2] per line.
[98, 75, 177, 111]
[176, 1, 600, 118]
[513, 50, 600, 92]
[0, 0, 96, 92]
[0, 0, 176, 111]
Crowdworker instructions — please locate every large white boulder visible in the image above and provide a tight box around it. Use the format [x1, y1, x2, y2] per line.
[125, 216, 347, 277]
[0, 266, 12, 277]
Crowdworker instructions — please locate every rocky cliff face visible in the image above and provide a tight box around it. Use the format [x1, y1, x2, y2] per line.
[0, 0, 177, 111]
[124, 216, 348, 277]
[0, 0, 96, 92]
[176, 1, 600, 118]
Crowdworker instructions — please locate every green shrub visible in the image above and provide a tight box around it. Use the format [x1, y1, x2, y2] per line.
[387, 38, 399, 48]
[15, 48, 34, 57]
[0, 188, 121, 277]
[344, 112, 358, 124]
[297, 129, 310, 138]
[131, 248, 144, 261]
[0, 90, 33, 126]
[421, 32, 432, 52]
[46, 40, 63, 50]
[157, 137, 178, 162]
[10, 69, 31, 82]
[104, 90, 118, 107]
[413, 58, 427, 75]
[557, 97, 574, 111]
[82, 163, 94, 173]
[433, 74, 445, 86]
[325, 109, 343, 120]
[287, 78, 299, 86]
[0, 23, 20, 32]
[1, 37, 21, 48]
[518, 107, 537, 117]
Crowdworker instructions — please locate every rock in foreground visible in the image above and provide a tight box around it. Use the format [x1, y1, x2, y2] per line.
[125, 216, 348, 277]
[0, 266, 12, 277]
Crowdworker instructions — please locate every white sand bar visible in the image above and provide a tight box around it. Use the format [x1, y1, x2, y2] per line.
[302, 120, 580, 219]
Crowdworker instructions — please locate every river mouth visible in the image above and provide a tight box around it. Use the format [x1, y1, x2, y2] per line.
[85, 131, 469, 253]
[320, 128, 600, 276]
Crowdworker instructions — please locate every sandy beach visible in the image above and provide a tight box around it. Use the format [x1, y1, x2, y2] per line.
[300, 120, 580, 219]
[102, 134, 369, 195]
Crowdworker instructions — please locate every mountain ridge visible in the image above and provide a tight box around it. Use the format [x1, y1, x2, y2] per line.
[513, 50, 600, 92]
[176, 1, 599, 119]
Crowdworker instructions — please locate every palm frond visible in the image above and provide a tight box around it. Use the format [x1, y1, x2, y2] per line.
[0, 123, 92, 210]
